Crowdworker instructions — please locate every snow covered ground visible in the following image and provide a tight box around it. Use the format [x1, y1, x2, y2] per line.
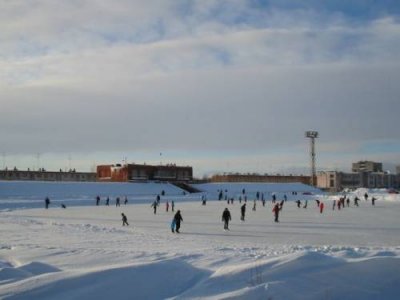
[1, 181, 399, 299]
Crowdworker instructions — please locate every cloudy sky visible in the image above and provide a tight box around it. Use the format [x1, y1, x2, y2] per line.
[1, 0, 400, 177]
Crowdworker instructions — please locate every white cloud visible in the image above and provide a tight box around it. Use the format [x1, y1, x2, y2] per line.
[0, 1, 399, 175]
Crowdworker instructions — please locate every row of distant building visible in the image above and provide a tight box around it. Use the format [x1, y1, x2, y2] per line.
[317, 161, 400, 192]
[0, 161, 399, 192]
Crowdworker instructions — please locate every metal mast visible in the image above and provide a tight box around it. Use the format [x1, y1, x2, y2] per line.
[305, 131, 319, 186]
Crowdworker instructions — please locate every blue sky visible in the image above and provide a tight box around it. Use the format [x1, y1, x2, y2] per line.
[1, 0, 400, 177]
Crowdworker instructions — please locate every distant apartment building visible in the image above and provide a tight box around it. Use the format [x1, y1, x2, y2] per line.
[317, 160, 400, 191]
[352, 161, 383, 173]
[210, 173, 311, 185]
[0, 168, 96, 182]
[317, 171, 399, 191]
[97, 163, 193, 182]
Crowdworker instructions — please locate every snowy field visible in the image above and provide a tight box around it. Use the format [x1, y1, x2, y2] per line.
[1, 181, 400, 299]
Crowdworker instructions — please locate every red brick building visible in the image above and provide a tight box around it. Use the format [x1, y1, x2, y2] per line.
[97, 163, 193, 182]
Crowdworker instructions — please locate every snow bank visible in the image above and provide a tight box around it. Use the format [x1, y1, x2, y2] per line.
[1, 252, 399, 300]
[174, 251, 400, 300]
[0, 259, 210, 300]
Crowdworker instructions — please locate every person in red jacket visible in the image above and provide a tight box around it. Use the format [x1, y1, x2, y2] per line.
[272, 203, 280, 222]
[320, 202, 324, 213]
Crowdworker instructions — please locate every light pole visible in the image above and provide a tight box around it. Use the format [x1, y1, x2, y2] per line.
[305, 131, 319, 187]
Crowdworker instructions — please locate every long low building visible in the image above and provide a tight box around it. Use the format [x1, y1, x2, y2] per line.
[0, 169, 96, 182]
[209, 174, 311, 185]
[97, 163, 193, 182]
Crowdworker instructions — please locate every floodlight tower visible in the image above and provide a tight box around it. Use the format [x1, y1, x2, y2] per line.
[305, 131, 319, 186]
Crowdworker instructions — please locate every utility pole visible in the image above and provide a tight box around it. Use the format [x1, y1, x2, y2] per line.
[305, 131, 319, 187]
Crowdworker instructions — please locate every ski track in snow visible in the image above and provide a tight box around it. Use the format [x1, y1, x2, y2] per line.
[1, 181, 400, 299]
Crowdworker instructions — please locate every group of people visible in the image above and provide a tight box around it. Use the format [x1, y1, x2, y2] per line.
[44, 189, 382, 234]
[95, 195, 129, 207]
[221, 199, 284, 230]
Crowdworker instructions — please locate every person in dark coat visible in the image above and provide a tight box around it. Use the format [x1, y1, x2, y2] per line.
[121, 213, 129, 226]
[295, 200, 301, 208]
[218, 190, 223, 201]
[272, 203, 280, 222]
[115, 197, 120, 207]
[222, 208, 232, 230]
[96, 196, 100, 206]
[372, 197, 376, 206]
[303, 200, 308, 209]
[45, 197, 50, 209]
[151, 201, 157, 214]
[156, 194, 161, 205]
[240, 203, 246, 221]
[106, 197, 110, 206]
[173, 210, 183, 233]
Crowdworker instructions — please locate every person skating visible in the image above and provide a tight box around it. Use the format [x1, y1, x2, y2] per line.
[296, 200, 301, 208]
[372, 197, 376, 206]
[156, 194, 161, 205]
[252, 200, 256, 211]
[354, 197, 359, 207]
[151, 201, 157, 214]
[303, 200, 308, 209]
[240, 203, 246, 221]
[106, 197, 110, 206]
[96, 195, 100, 206]
[272, 203, 280, 222]
[222, 208, 232, 230]
[121, 213, 129, 226]
[364, 192, 369, 201]
[45, 197, 50, 209]
[171, 201, 175, 212]
[124, 196, 128, 205]
[320, 202, 324, 213]
[166, 201, 169, 212]
[173, 210, 183, 233]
